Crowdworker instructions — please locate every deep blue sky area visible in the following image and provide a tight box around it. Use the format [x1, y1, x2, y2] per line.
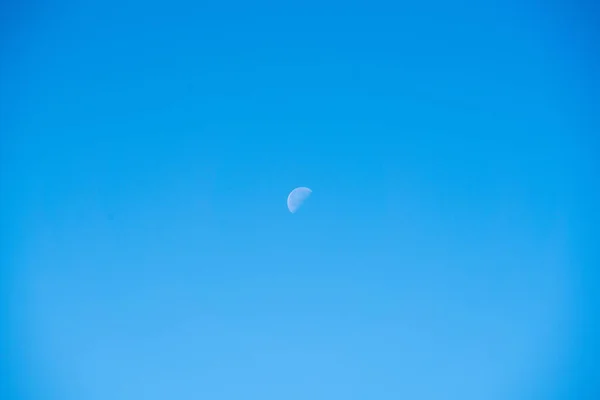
[1, 1, 598, 399]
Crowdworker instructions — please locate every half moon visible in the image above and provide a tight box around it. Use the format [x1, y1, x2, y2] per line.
[287, 187, 312, 213]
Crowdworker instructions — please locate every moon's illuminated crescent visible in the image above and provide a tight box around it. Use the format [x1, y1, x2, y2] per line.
[287, 187, 312, 213]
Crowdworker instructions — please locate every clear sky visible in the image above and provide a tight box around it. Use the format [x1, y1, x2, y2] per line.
[1, 0, 598, 399]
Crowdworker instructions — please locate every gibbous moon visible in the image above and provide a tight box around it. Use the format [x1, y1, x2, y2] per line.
[287, 187, 312, 213]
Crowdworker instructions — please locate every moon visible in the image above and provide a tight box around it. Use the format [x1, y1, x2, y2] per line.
[287, 187, 312, 213]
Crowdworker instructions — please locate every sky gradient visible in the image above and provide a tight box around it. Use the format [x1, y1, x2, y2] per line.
[1, 1, 598, 399]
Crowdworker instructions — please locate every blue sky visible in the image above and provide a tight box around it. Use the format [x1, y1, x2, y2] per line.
[1, 0, 598, 399]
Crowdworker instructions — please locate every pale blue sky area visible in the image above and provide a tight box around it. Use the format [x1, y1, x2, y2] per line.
[1, 1, 598, 399]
